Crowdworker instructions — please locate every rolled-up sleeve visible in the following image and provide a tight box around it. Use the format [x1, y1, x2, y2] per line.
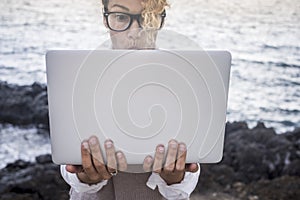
[60, 165, 108, 193]
[146, 164, 200, 200]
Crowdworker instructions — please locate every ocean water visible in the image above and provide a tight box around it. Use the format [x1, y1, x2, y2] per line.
[0, 124, 51, 169]
[0, 0, 299, 167]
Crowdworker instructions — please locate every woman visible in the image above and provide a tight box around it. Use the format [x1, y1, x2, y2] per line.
[61, 0, 200, 199]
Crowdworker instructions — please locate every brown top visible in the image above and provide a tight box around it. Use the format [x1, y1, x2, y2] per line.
[69, 172, 166, 200]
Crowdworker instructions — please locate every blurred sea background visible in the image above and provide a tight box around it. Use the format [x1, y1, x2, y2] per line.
[0, 0, 299, 169]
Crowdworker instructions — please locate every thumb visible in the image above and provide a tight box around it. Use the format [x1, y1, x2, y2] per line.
[66, 165, 84, 173]
[185, 163, 198, 173]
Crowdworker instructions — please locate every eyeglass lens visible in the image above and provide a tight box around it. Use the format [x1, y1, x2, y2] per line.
[108, 13, 134, 31]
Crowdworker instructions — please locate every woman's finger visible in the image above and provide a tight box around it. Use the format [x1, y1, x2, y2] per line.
[116, 151, 127, 171]
[81, 141, 99, 180]
[185, 163, 199, 173]
[88, 136, 110, 178]
[152, 144, 165, 173]
[175, 143, 187, 172]
[164, 139, 178, 173]
[66, 165, 83, 173]
[105, 139, 117, 173]
[143, 155, 153, 172]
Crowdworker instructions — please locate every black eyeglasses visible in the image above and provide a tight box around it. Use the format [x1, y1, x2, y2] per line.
[103, 9, 166, 32]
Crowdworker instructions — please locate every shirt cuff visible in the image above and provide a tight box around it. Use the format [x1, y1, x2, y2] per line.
[146, 163, 200, 200]
[60, 165, 108, 193]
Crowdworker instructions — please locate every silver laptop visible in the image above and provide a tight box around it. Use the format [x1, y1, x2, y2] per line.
[46, 50, 231, 165]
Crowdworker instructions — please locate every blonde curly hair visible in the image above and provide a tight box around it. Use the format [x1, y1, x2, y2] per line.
[141, 0, 169, 29]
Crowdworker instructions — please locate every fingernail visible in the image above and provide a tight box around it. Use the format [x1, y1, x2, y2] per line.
[146, 156, 152, 163]
[117, 152, 123, 159]
[82, 141, 89, 149]
[158, 146, 164, 153]
[179, 144, 186, 151]
[170, 141, 177, 149]
[89, 137, 97, 145]
[106, 141, 113, 148]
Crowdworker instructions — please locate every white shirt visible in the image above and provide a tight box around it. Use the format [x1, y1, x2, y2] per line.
[61, 164, 200, 200]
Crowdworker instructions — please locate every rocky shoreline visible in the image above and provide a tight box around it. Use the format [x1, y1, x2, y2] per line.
[197, 122, 300, 200]
[0, 81, 300, 199]
[0, 81, 48, 128]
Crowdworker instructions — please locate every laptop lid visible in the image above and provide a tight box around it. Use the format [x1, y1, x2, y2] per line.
[46, 50, 231, 166]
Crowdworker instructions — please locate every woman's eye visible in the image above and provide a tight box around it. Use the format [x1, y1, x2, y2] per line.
[115, 14, 129, 22]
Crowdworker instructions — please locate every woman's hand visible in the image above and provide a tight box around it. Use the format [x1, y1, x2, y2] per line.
[66, 136, 127, 184]
[143, 139, 198, 185]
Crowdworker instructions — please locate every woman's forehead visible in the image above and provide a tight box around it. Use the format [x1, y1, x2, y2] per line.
[107, 0, 144, 13]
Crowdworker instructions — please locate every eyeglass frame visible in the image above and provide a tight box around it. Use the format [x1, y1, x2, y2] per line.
[103, 8, 166, 32]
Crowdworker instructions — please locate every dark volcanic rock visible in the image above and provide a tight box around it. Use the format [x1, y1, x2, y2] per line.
[282, 159, 300, 177]
[197, 122, 300, 199]
[245, 176, 300, 200]
[0, 154, 69, 200]
[0, 81, 49, 127]
[222, 122, 297, 182]
[225, 121, 249, 135]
